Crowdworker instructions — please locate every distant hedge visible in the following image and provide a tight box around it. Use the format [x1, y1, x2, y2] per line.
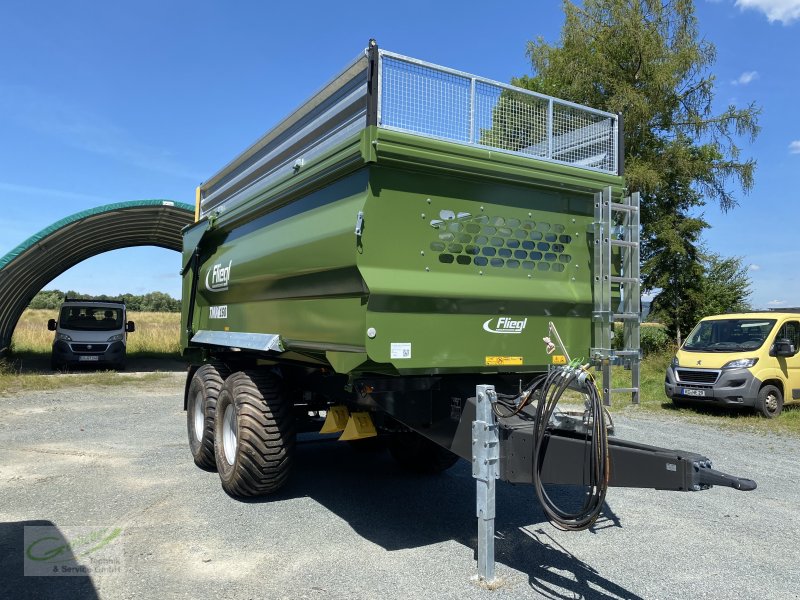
[28, 289, 181, 312]
[612, 323, 673, 356]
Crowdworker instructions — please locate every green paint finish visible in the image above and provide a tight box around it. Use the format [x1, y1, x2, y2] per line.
[358, 164, 597, 373]
[326, 351, 369, 374]
[183, 127, 624, 376]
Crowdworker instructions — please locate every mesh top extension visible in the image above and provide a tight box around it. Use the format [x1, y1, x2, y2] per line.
[198, 41, 622, 220]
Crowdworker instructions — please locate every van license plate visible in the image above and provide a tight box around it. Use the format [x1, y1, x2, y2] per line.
[78, 355, 99, 362]
[683, 388, 706, 397]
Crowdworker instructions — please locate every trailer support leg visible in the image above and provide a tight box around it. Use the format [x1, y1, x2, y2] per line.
[473, 384, 499, 584]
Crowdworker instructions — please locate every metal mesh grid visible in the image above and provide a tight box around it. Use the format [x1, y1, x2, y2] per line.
[474, 82, 549, 158]
[551, 103, 616, 172]
[379, 52, 618, 175]
[380, 56, 471, 143]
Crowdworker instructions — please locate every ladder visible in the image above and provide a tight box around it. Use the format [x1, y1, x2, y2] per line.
[592, 187, 641, 405]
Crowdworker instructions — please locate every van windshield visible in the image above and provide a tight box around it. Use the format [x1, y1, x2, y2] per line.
[683, 319, 776, 352]
[59, 306, 123, 332]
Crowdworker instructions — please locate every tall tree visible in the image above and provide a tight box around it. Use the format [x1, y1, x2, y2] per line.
[513, 0, 760, 342]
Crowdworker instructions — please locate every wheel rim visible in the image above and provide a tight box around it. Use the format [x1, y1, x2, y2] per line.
[222, 404, 237, 466]
[193, 392, 204, 442]
[765, 392, 779, 414]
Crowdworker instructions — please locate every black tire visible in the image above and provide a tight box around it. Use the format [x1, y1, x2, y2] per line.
[388, 432, 460, 474]
[187, 363, 227, 470]
[756, 384, 783, 418]
[214, 370, 295, 497]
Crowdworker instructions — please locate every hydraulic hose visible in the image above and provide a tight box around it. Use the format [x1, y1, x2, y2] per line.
[530, 367, 610, 531]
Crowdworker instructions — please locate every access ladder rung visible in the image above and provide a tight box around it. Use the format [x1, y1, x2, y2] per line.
[610, 276, 639, 284]
[609, 202, 639, 213]
[613, 313, 640, 321]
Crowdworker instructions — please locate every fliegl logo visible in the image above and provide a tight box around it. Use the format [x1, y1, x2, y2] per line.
[205, 260, 232, 292]
[482, 317, 528, 335]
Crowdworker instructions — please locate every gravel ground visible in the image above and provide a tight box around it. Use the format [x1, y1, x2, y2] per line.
[1, 373, 798, 600]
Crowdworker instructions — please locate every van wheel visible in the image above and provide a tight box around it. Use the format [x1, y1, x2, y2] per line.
[756, 385, 783, 418]
[186, 363, 228, 470]
[214, 371, 295, 497]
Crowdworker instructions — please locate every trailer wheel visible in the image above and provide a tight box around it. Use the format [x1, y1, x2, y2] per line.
[756, 385, 783, 418]
[388, 433, 460, 474]
[214, 370, 295, 497]
[186, 363, 228, 470]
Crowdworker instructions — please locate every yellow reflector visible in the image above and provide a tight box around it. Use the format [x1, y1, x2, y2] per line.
[320, 405, 349, 434]
[194, 186, 201, 222]
[551, 355, 567, 365]
[338, 412, 377, 441]
[485, 356, 523, 366]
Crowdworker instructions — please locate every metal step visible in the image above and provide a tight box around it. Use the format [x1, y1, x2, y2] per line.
[609, 201, 639, 213]
[613, 313, 640, 321]
[610, 276, 639, 284]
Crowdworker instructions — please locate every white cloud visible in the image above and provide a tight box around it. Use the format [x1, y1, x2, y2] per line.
[790, 140, 800, 154]
[0, 181, 109, 204]
[768, 299, 787, 306]
[0, 84, 203, 181]
[732, 71, 759, 85]
[749, 264, 761, 271]
[735, 0, 800, 24]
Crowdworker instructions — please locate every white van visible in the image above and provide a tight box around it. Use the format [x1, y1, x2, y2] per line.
[47, 299, 135, 369]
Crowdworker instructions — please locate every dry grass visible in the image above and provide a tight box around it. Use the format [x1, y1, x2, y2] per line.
[11, 309, 180, 355]
[2, 309, 180, 395]
[0, 363, 169, 396]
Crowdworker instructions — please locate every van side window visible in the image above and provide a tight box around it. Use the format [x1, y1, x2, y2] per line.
[775, 321, 800, 352]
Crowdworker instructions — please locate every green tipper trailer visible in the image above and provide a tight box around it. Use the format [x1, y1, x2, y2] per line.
[181, 41, 754, 579]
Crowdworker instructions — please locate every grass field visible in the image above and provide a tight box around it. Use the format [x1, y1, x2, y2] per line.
[10, 309, 181, 355]
[0, 309, 180, 395]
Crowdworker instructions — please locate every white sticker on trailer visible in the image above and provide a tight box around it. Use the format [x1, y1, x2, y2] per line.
[390, 343, 411, 359]
[209, 305, 228, 319]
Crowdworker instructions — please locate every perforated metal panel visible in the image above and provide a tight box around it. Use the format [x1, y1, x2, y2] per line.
[429, 213, 574, 272]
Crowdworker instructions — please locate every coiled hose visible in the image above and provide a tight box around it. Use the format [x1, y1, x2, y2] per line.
[492, 367, 610, 531]
[530, 367, 609, 531]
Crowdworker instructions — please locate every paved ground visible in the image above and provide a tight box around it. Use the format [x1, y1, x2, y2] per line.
[1, 373, 798, 600]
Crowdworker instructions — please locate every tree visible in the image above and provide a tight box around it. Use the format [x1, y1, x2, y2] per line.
[700, 252, 752, 316]
[649, 251, 752, 342]
[27, 290, 181, 312]
[513, 0, 760, 342]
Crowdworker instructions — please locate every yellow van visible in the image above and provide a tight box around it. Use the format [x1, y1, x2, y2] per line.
[665, 312, 800, 418]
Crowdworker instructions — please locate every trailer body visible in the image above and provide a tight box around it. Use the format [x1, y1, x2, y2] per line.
[180, 43, 754, 524]
[182, 46, 624, 379]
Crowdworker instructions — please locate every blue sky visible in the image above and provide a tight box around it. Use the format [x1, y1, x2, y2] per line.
[0, 0, 798, 308]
